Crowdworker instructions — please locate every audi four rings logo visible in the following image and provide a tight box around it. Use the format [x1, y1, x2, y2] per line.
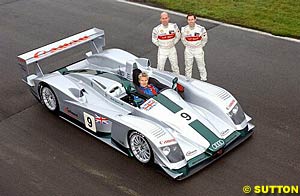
[212, 140, 225, 149]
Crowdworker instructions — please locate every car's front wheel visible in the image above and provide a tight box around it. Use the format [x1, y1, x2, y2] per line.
[40, 84, 59, 113]
[129, 131, 153, 164]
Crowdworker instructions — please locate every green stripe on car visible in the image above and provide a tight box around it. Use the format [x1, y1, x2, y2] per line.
[153, 94, 182, 113]
[189, 120, 225, 153]
[154, 93, 225, 153]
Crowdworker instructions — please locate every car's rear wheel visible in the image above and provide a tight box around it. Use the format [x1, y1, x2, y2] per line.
[40, 85, 59, 112]
[129, 131, 153, 164]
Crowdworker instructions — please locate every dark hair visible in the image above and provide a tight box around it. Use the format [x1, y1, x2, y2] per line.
[186, 14, 196, 19]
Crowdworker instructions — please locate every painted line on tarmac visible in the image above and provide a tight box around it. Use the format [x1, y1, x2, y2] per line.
[117, 0, 300, 43]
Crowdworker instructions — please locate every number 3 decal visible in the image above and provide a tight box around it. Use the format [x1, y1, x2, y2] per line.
[84, 112, 96, 132]
[181, 112, 191, 121]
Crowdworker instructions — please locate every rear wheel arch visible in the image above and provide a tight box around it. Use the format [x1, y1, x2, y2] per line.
[39, 83, 60, 113]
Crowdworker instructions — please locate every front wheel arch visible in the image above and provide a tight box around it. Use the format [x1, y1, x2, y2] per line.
[128, 130, 154, 164]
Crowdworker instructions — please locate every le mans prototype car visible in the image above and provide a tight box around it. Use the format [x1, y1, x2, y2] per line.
[17, 28, 254, 180]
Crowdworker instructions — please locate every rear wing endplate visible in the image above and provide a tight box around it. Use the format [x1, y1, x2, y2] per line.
[17, 28, 105, 82]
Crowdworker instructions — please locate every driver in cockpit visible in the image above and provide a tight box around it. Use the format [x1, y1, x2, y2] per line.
[138, 72, 159, 96]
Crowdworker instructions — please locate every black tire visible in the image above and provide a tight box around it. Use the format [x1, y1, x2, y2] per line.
[129, 131, 153, 164]
[39, 84, 59, 113]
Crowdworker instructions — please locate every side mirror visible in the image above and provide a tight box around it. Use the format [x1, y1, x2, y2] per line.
[80, 89, 86, 97]
[135, 58, 151, 68]
[172, 77, 178, 89]
[69, 88, 86, 98]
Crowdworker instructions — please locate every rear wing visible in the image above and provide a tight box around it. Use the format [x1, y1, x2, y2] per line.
[17, 28, 105, 82]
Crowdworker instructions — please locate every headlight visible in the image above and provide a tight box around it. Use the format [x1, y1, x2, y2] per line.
[160, 144, 184, 163]
[232, 104, 239, 115]
[162, 146, 171, 156]
[228, 103, 245, 125]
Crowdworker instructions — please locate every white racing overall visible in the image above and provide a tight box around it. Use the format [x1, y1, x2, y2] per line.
[181, 24, 208, 80]
[152, 23, 181, 74]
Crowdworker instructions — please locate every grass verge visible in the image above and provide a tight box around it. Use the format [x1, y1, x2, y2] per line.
[144, 0, 300, 39]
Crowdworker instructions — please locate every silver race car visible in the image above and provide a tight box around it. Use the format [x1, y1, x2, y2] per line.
[17, 28, 254, 180]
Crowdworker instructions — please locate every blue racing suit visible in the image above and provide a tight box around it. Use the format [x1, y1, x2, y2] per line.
[139, 84, 159, 96]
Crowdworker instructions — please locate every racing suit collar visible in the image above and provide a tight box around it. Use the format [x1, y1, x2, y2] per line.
[189, 24, 195, 29]
[162, 23, 169, 28]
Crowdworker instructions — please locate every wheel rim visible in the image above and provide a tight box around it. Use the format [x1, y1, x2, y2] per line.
[41, 87, 57, 111]
[130, 133, 151, 163]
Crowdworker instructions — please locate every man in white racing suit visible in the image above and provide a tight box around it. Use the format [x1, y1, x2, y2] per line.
[181, 14, 208, 81]
[152, 12, 180, 74]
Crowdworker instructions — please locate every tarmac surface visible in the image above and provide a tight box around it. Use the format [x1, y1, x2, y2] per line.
[0, 0, 300, 195]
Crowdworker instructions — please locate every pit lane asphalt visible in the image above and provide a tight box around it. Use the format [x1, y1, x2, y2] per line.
[1, 0, 300, 195]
